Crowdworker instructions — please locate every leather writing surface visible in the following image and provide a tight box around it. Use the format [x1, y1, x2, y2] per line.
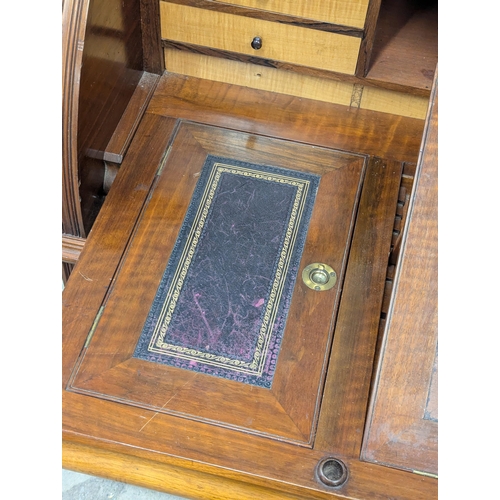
[67, 121, 364, 444]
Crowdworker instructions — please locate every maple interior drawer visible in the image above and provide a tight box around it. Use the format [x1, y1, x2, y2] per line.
[212, 0, 370, 28]
[160, 2, 361, 75]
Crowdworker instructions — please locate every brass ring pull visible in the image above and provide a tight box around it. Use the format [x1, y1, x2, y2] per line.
[302, 263, 337, 291]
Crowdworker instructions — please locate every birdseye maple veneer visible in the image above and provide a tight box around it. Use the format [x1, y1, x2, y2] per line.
[62, 0, 438, 498]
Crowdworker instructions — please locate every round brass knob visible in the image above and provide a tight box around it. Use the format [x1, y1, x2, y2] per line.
[251, 36, 262, 50]
[302, 263, 337, 291]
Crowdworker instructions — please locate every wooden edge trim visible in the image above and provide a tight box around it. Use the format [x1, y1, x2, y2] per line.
[63, 440, 306, 500]
[63, 234, 86, 264]
[63, 436, 437, 499]
[360, 68, 438, 465]
[355, 0, 382, 77]
[163, 0, 364, 36]
[140, 0, 165, 74]
[104, 72, 161, 163]
[62, 0, 90, 237]
[161, 40, 431, 98]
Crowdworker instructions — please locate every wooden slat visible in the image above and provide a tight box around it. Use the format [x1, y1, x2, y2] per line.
[362, 71, 438, 475]
[63, 262, 75, 285]
[209, 0, 370, 28]
[148, 73, 426, 163]
[140, 0, 165, 74]
[160, 2, 361, 75]
[355, 0, 382, 76]
[314, 157, 403, 456]
[164, 0, 365, 35]
[104, 72, 160, 163]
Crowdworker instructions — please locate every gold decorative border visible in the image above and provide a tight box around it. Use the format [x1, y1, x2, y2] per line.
[146, 162, 311, 375]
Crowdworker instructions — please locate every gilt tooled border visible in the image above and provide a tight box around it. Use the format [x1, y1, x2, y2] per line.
[145, 162, 311, 376]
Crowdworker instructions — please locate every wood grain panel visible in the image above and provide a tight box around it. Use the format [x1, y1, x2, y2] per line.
[63, 71, 436, 499]
[212, 0, 370, 28]
[164, 0, 364, 35]
[164, 49, 354, 105]
[64, 440, 304, 500]
[64, 438, 437, 499]
[68, 122, 366, 444]
[160, 2, 361, 75]
[63, 394, 438, 500]
[63, 114, 178, 385]
[148, 73, 425, 163]
[360, 86, 429, 119]
[63, 155, 437, 499]
[362, 73, 438, 475]
[314, 157, 403, 457]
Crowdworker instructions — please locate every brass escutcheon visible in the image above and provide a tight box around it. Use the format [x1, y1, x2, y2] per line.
[302, 263, 337, 291]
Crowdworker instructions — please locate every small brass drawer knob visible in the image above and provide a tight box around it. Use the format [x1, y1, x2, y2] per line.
[302, 263, 337, 291]
[251, 36, 262, 50]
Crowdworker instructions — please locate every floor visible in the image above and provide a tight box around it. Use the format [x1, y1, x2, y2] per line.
[62, 469, 189, 500]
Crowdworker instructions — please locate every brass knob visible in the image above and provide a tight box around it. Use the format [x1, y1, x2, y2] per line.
[251, 36, 262, 50]
[302, 263, 337, 291]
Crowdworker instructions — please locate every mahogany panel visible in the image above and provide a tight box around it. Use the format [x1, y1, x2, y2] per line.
[63, 397, 437, 500]
[63, 114, 178, 384]
[67, 122, 366, 444]
[63, 73, 436, 498]
[148, 73, 425, 163]
[361, 73, 438, 475]
[314, 157, 403, 457]
[64, 440, 304, 500]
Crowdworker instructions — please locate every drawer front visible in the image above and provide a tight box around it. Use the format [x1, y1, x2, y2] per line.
[160, 3, 361, 75]
[213, 0, 370, 28]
